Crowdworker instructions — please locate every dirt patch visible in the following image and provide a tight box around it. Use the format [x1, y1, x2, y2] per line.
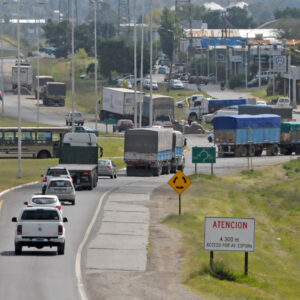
[85, 184, 202, 300]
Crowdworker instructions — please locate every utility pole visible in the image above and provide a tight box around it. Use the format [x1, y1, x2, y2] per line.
[1, 0, 8, 113]
[133, 0, 137, 127]
[139, 0, 144, 128]
[149, 0, 153, 126]
[71, 0, 75, 131]
[258, 45, 261, 88]
[272, 45, 275, 96]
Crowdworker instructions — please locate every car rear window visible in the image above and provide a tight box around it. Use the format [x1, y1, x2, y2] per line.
[99, 160, 110, 166]
[49, 180, 71, 187]
[47, 168, 68, 176]
[21, 210, 60, 220]
[32, 197, 57, 204]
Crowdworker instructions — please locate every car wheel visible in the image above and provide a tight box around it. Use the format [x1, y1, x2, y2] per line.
[178, 104, 183, 108]
[15, 243, 22, 255]
[57, 243, 65, 255]
[71, 200, 75, 205]
[110, 175, 114, 179]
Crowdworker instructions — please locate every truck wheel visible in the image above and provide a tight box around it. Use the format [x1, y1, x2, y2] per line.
[57, 243, 65, 255]
[170, 165, 176, 173]
[37, 150, 51, 159]
[254, 147, 263, 156]
[234, 148, 241, 157]
[271, 145, 279, 156]
[71, 200, 75, 205]
[240, 146, 248, 157]
[15, 243, 22, 255]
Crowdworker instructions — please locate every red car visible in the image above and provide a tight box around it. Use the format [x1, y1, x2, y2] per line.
[113, 119, 134, 132]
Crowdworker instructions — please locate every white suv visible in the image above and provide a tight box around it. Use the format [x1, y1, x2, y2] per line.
[65, 112, 84, 126]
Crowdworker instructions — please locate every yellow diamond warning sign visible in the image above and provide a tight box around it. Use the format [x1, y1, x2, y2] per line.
[168, 170, 192, 195]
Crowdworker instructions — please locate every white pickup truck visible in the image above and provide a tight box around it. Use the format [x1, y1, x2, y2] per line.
[12, 207, 68, 255]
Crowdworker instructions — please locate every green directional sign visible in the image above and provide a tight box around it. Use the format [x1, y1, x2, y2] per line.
[104, 118, 116, 125]
[192, 147, 216, 164]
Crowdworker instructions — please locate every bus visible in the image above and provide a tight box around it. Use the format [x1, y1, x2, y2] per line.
[0, 127, 71, 158]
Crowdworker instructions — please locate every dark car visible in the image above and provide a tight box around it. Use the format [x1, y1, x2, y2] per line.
[158, 66, 166, 74]
[247, 76, 269, 87]
[113, 119, 134, 132]
[74, 126, 99, 136]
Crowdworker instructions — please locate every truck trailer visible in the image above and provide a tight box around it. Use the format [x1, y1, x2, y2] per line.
[42, 82, 66, 106]
[58, 133, 100, 190]
[280, 122, 300, 155]
[124, 128, 173, 176]
[171, 130, 185, 173]
[100, 87, 144, 121]
[12, 64, 33, 94]
[214, 114, 281, 157]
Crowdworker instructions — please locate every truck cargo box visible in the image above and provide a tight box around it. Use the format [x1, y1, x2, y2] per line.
[239, 104, 292, 120]
[59, 146, 99, 164]
[172, 130, 184, 157]
[124, 128, 172, 161]
[280, 122, 300, 143]
[214, 115, 281, 145]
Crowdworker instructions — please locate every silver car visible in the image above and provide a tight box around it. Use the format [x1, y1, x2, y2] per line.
[45, 178, 76, 205]
[24, 195, 63, 214]
[98, 159, 117, 179]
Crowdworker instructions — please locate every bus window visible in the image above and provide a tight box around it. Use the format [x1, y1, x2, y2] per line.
[37, 131, 52, 144]
[0, 132, 3, 144]
[22, 132, 34, 144]
[4, 132, 16, 144]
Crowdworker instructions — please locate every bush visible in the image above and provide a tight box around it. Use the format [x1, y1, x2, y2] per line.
[229, 74, 245, 89]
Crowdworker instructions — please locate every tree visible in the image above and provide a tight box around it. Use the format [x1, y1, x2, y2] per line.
[226, 7, 254, 29]
[278, 19, 300, 39]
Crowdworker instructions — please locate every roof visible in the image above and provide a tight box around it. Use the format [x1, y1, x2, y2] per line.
[184, 29, 278, 39]
[203, 2, 225, 11]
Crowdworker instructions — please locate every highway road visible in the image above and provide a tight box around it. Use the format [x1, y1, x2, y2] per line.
[0, 133, 293, 300]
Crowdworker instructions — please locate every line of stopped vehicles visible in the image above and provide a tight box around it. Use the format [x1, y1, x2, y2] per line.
[11, 126, 186, 255]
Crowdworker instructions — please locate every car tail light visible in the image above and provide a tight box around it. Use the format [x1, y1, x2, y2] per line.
[168, 121, 172, 126]
[43, 177, 47, 182]
[56, 205, 62, 211]
[17, 225, 22, 235]
[58, 225, 63, 235]
[27, 205, 32, 208]
[153, 121, 158, 125]
[107, 166, 112, 169]
[83, 172, 89, 175]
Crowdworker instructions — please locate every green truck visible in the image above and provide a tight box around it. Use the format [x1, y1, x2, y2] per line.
[42, 82, 66, 106]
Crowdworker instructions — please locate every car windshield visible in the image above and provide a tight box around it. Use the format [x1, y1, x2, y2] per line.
[32, 197, 57, 204]
[49, 180, 71, 187]
[47, 169, 68, 176]
[74, 113, 82, 117]
[155, 115, 170, 121]
[21, 209, 60, 220]
[99, 160, 111, 166]
[120, 120, 132, 125]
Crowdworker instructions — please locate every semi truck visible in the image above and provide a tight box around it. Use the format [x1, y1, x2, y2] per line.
[57, 133, 100, 190]
[213, 114, 281, 157]
[124, 128, 173, 176]
[100, 87, 174, 126]
[34, 75, 54, 99]
[186, 97, 249, 121]
[100, 87, 144, 121]
[143, 94, 174, 126]
[42, 82, 66, 106]
[238, 104, 293, 121]
[280, 122, 300, 155]
[12, 64, 33, 94]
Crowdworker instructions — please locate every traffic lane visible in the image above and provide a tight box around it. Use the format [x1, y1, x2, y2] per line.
[2, 93, 112, 132]
[0, 180, 112, 300]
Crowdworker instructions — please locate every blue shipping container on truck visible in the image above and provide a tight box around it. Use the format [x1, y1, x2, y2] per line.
[208, 98, 248, 109]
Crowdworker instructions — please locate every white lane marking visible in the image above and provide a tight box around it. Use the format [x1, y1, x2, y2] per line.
[75, 189, 111, 300]
[0, 200, 3, 211]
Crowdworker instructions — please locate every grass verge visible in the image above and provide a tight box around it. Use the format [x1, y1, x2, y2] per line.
[0, 115, 55, 127]
[163, 160, 300, 299]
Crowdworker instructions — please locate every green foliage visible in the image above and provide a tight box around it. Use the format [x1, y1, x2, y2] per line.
[226, 7, 255, 29]
[163, 159, 300, 299]
[229, 74, 245, 89]
[274, 6, 300, 19]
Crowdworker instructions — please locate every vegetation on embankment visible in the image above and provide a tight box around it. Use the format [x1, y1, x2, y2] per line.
[164, 159, 300, 299]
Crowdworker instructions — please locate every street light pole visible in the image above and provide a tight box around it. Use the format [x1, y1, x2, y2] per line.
[133, 0, 137, 127]
[17, 0, 22, 178]
[71, 0, 75, 131]
[149, 0, 153, 127]
[1, 1, 8, 113]
[139, 0, 144, 128]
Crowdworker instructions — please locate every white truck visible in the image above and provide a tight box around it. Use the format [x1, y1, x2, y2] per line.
[100, 87, 144, 122]
[12, 207, 68, 255]
[12, 64, 33, 94]
[186, 97, 250, 121]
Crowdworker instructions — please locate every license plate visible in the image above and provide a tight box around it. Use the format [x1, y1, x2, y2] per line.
[32, 238, 47, 242]
[55, 188, 66, 192]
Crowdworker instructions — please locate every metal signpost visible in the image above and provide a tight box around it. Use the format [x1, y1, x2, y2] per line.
[204, 217, 255, 275]
[168, 170, 192, 216]
[104, 118, 116, 133]
[192, 147, 216, 175]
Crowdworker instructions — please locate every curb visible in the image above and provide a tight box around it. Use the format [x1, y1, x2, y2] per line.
[0, 181, 39, 198]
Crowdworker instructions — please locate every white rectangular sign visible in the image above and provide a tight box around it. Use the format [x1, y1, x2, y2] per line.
[204, 217, 255, 252]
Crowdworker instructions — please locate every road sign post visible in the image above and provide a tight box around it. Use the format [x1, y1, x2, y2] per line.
[192, 147, 216, 175]
[168, 170, 192, 216]
[104, 118, 116, 133]
[204, 217, 255, 275]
